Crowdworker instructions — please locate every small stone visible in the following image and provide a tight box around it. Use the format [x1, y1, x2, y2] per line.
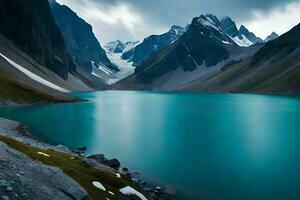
[6, 186, 13, 192]
[122, 167, 129, 172]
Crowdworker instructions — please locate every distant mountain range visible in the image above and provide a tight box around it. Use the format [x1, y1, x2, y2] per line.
[116, 15, 300, 95]
[108, 15, 278, 76]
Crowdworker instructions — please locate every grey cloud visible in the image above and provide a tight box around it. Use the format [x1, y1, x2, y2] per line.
[58, 0, 300, 43]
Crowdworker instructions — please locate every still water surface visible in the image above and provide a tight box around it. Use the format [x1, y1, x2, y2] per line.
[1, 91, 300, 200]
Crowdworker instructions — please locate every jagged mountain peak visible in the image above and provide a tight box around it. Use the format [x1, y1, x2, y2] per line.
[219, 16, 240, 38]
[105, 40, 139, 54]
[193, 15, 259, 47]
[204, 14, 220, 25]
[239, 25, 263, 44]
[264, 32, 279, 42]
[121, 24, 185, 66]
[194, 15, 222, 32]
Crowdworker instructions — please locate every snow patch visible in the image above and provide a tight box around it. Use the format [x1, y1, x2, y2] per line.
[37, 152, 50, 157]
[105, 52, 135, 83]
[0, 53, 69, 93]
[119, 186, 148, 200]
[92, 181, 106, 191]
[116, 173, 121, 178]
[197, 17, 219, 31]
[232, 35, 253, 47]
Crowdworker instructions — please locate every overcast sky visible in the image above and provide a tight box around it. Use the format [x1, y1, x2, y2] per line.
[56, 0, 300, 44]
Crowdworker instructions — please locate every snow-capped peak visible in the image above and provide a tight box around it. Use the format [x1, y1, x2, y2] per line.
[193, 14, 264, 47]
[104, 40, 139, 54]
[170, 25, 185, 35]
[197, 15, 220, 30]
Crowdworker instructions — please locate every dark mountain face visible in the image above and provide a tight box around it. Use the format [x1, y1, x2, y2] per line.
[251, 24, 300, 66]
[181, 23, 300, 94]
[239, 25, 263, 44]
[121, 25, 185, 66]
[49, 0, 119, 74]
[132, 15, 234, 83]
[219, 17, 240, 38]
[0, 0, 74, 79]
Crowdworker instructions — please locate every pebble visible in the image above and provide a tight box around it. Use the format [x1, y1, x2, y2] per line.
[6, 186, 13, 192]
[155, 186, 161, 191]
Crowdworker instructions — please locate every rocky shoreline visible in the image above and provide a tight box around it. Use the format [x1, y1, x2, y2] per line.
[0, 117, 175, 200]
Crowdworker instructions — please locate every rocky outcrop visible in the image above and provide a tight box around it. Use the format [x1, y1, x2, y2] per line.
[0, 142, 90, 200]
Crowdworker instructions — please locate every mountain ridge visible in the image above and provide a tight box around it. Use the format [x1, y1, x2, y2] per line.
[116, 16, 300, 95]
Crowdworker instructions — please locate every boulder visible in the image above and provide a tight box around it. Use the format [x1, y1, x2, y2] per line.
[87, 154, 120, 169]
[104, 159, 120, 169]
[87, 154, 106, 163]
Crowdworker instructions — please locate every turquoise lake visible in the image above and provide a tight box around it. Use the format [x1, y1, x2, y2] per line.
[1, 91, 300, 200]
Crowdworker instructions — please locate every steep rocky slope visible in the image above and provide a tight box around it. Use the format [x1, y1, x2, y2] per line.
[49, 0, 120, 86]
[0, 0, 74, 80]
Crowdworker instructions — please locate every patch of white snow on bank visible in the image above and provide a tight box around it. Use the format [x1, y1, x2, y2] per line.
[92, 181, 106, 191]
[119, 186, 148, 200]
[0, 53, 69, 93]
[116, 173, 121, 178]
[37, 152, 50, 157]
